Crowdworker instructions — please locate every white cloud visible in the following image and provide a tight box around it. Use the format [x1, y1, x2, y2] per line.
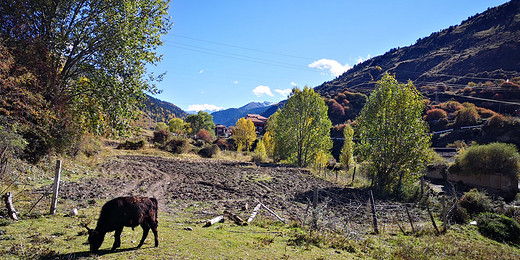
[274, 88, 292, 97]
[308, 59, 351, 77]
[356, 54, 371, 64]
[291, 82, 297, 87]
[233, 80, 239, 84]
[253, 85, 274, 97]
[187, 104, 224, 112]
[199, 69, 205, 74]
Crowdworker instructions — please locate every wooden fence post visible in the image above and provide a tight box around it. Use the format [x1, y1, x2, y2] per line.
[50, 160, 62, 215]
[369, 190, 379, 234]
[405, 204, 415, 234]
[351, 166, 356, 185]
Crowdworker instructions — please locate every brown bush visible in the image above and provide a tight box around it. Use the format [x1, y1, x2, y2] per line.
[196, 129, 214, 143]
[487, 114, 506, 127]
[424, 108, 447, 121]
[163, 138, 189, 154]
[198, 144, 219, 158]
[153, 130, 171, 145]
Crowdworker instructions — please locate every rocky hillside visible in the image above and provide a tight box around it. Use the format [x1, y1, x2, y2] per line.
[316, 0, 520, 95]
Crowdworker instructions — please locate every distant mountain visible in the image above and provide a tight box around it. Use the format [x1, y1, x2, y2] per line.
[143, 94, 188, 123]
[211, 102, 273, 126]
[315, 0, 520, 95]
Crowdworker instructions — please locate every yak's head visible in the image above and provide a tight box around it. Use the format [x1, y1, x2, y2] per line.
[85, 226, 104, 254]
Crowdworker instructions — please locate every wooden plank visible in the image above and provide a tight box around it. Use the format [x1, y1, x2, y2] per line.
[247, 203, 262, 223]
[50, 160, 62, 215]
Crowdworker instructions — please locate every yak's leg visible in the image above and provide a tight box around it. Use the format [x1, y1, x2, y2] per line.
[112, 227, 123, 251]
[151, 221, 159, 247]
[137, 224, 150, 248]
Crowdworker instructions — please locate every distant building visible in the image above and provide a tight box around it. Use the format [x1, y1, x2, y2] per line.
[215, 124, 229, 138]
[244, 114, 268, 134]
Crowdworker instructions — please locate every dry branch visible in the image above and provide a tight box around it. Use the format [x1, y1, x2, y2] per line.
[3, 192, 18, 221]
[261, 203, 286, 224]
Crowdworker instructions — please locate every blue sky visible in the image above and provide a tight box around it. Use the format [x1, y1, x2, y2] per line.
[150, 0, 509, 112]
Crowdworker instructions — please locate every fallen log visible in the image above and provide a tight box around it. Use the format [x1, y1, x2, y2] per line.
[224, 210, 246, 226]
[3, 192, 18, 221]
[203, 215, 224, 227]
[247, 203, 262, 223]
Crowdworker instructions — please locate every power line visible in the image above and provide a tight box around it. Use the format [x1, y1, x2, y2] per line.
[164, 41, 319, 72]
[169, 34, 316, 61]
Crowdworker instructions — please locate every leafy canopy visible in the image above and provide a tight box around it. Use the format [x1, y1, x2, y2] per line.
[356, 74, 431, 193]
[233, 118, 256, 152]
[0, 0, 171, 137]
[185, 111, 215, 135]
[268, 86, 332, 167]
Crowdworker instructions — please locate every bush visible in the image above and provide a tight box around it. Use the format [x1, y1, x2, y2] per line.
[477, 213, 520, 243]
[215, 138, 235, 151]
[486, 114, 506, 127]
[117, 140, 146, 150]
[424, 108, 447, 121]
[454, 106, 479, 126]
[196, 129, 214, 143]
[459, 189, 493, 217]
[163, 138, 189, 154]
[198, 144, 219, 158]
[153, 130, 171, 145]
[450, 142, 520, 177]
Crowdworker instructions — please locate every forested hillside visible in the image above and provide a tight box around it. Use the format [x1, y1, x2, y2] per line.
[316, 0, 520, 96]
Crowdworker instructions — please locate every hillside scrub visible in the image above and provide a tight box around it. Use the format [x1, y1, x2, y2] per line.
[450, 142, 520, 177]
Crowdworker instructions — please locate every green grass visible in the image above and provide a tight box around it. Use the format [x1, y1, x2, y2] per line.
[2, 204, 520, 259]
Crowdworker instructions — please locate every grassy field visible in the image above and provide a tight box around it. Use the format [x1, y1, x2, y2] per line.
[1, 145, 520, 259]
[1, 196, 520, 259]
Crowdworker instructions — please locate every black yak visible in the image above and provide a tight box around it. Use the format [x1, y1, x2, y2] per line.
[85, 196, 159, 254]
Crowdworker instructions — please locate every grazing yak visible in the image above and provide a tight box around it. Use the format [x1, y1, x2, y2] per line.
[85, 196, 159, 254]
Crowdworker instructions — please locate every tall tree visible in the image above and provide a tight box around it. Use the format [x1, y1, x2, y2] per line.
[0, 0, 171, 136]
[356, 74, 431, 194]
[339, 124, 355, 170]
[268, 87, 332, 167]
[168, 118, 185, 135]
[233, 118, 256, 152]
[185, 111, 215, 135]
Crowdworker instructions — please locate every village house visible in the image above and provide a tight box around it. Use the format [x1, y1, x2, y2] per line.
[214, 124, 229, 138]
[244, 114, 268, 134]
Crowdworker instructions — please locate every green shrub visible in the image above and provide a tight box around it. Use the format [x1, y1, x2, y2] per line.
[448, 189, 493, 224]
[459, 189, 493, 217]
[450, 142, 520, 177]
[477, 213, 520, 243]
[454, 106, 479, 126]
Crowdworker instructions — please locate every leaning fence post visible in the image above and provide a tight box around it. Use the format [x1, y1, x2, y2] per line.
[50, 160, 62, 215]
[404, 204, 416, 234]
[369, 190, 379, 234]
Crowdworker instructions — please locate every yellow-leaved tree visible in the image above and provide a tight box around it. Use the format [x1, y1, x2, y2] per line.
[233, 118, 256, 152]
